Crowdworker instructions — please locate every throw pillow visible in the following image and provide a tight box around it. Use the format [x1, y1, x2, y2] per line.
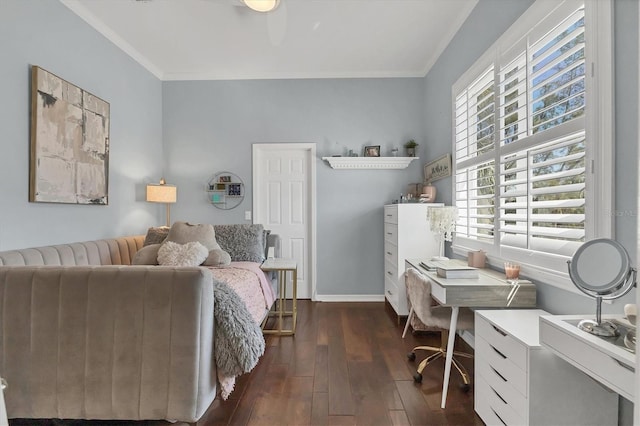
[203, 248, 232, 267]
[157, 241, 209, 266]
[143, 226, 170, 246]
[166, 221, 221, 251]
[132, 244, 161, 265]
[214, 224, 265, 263]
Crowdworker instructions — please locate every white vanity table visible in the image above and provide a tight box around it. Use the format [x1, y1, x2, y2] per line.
[540, 314, 636, 402]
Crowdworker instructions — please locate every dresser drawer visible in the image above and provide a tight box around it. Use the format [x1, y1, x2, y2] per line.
[384, 241, 398, 266]
[476, 374, 526, 426]
[476, 350, 527, 413]
[383, 205, 398, 224]
[476, 314, 527, 371]
[475, 336, 527, 398]
[384, 222, 398, 244]
[384, 260, 398, 283]
[384, 276, 399, 306]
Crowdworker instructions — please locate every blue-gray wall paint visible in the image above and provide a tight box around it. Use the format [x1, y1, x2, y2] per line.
[0, 0, 164, 250]
[424, 1, 637, 422]
[162, 78, 426, 296]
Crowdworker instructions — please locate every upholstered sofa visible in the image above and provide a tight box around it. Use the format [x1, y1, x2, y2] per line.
[0, 226, 280, 423]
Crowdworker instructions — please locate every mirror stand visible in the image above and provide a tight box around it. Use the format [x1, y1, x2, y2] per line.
[577, 296, 619, 336]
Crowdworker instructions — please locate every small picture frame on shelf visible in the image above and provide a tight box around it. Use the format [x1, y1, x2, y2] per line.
[219, 175, 231, 183]
[364, 145, 381, 157]
[228, 183, 242, 196]
[216, 183, 226, 190]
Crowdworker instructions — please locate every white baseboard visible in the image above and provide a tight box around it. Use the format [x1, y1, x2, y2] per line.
[314, 294, 385, 302]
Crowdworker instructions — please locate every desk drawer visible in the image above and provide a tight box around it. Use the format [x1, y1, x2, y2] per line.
[385, 261, 398, 283]
[475, 336, 527, 398]
[384, 222, 398, 244]
[476, 314, 527, 371]
[540, 320, 635, 400]
[476, 374, 526, 426]
[384, 205, 398, 224]
[476, 350, 527, 414]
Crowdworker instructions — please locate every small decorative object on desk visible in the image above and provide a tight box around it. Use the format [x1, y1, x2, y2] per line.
[427, 206, 458, 260]
[390, 148, 399, 157]
[467, 250, 486, 268]
[504, 262, 521, 306]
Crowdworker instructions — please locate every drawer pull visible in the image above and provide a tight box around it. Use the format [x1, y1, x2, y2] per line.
[387, 271, 393, 276]
[491, 345, 507, 359]
[492, 325, 507, 336]
[386, 252, 392, 256]
[491, 386, 507, 405]
[614, 358, 635, 373]
[491, 409, 507, 426]
[387, 290, 393, 295]
[491, 366, 507, 383]
[386, 232, 392, 235]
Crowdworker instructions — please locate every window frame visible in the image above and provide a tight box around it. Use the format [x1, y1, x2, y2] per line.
[451, 0, 614, 292]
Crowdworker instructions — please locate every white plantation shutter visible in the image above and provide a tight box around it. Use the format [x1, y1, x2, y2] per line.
[451, 0, 611, 285]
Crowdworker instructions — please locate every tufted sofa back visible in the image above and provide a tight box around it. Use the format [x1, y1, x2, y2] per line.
[0, 236, 145, 266]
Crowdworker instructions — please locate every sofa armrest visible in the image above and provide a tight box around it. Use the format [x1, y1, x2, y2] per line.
[0, 265, 216, 422]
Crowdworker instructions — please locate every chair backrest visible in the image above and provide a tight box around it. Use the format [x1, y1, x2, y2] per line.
[406, 267, 438, 325]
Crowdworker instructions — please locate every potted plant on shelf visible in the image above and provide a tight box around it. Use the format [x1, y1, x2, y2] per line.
[404, 140, 418, 157]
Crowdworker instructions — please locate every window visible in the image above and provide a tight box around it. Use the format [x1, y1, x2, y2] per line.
[452, 0, 613, 289]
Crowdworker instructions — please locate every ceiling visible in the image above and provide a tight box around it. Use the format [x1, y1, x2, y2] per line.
[60, 0, 478, 81]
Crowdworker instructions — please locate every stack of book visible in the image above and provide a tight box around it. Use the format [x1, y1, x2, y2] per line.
[419, 259, 479, 279]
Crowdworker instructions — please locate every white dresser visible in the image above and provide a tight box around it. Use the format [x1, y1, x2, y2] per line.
[383, 203, 441, 317]
[475, 309, 618, 426]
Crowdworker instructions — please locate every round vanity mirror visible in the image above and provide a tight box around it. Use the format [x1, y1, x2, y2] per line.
[568, 238, 637, 337]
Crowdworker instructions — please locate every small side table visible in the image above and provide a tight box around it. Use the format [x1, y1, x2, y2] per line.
[260, 258, 298, 335]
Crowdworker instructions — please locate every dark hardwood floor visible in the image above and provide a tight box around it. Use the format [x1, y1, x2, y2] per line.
[11, 301, 482, 426]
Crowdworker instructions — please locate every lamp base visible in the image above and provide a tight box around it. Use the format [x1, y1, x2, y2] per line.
[431, 256, 449, 261]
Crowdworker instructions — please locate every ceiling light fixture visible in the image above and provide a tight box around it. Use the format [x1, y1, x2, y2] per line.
[243, 0, 279, 13]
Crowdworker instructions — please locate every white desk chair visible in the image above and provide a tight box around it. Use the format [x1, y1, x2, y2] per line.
[403, 267, 474, 388]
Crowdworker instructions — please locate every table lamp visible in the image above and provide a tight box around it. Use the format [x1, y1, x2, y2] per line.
[146, 178, 177, 227]
[427, 206, 458, 261]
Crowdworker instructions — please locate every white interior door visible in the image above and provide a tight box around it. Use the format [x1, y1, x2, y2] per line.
[253, 143, 316, 300]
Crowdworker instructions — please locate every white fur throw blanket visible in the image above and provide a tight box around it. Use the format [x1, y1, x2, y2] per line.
[213, 280, 265, 399]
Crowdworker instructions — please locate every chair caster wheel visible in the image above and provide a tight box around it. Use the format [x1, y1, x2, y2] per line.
[413, 373, 423, 383]
[407, 352, 416, 362]
[461, 383, 470, 392]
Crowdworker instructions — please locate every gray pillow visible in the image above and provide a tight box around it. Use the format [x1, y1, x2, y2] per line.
[132, 244, 161, 265]
[165, 221, 221, 251]
[214, 224, 266, 263]
[143, 226, 170, 246]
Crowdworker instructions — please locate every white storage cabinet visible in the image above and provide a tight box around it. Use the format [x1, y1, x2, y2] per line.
[474, 309, 618, 426]
[383, 203, 441, 317]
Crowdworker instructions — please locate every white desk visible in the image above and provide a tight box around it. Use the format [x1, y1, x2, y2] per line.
[405, 259, 537, 409]
[540, 314, 635, 402]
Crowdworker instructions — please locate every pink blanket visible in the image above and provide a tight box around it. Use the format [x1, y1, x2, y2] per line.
[205, 261, 275, 399]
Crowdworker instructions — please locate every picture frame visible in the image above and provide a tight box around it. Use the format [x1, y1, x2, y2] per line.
[364, 145, 381, 157]
[29, 66, 110, 204]
[424, 154, 452, 183]
[219, 175, 231, 183]
[228, 183, 242, 196]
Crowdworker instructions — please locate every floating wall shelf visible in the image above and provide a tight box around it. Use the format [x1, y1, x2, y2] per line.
[321, 157, 418, 170]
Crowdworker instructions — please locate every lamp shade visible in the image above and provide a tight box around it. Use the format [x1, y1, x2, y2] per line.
[244, 0, 279, 12]
[146, 184, 177, 203]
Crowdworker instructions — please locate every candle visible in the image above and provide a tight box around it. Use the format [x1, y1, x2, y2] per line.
[504, 262, 520, 280]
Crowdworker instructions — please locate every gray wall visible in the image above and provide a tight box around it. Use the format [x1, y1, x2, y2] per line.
[162, 78, 426, 296]
[0, 0, 164, 250]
